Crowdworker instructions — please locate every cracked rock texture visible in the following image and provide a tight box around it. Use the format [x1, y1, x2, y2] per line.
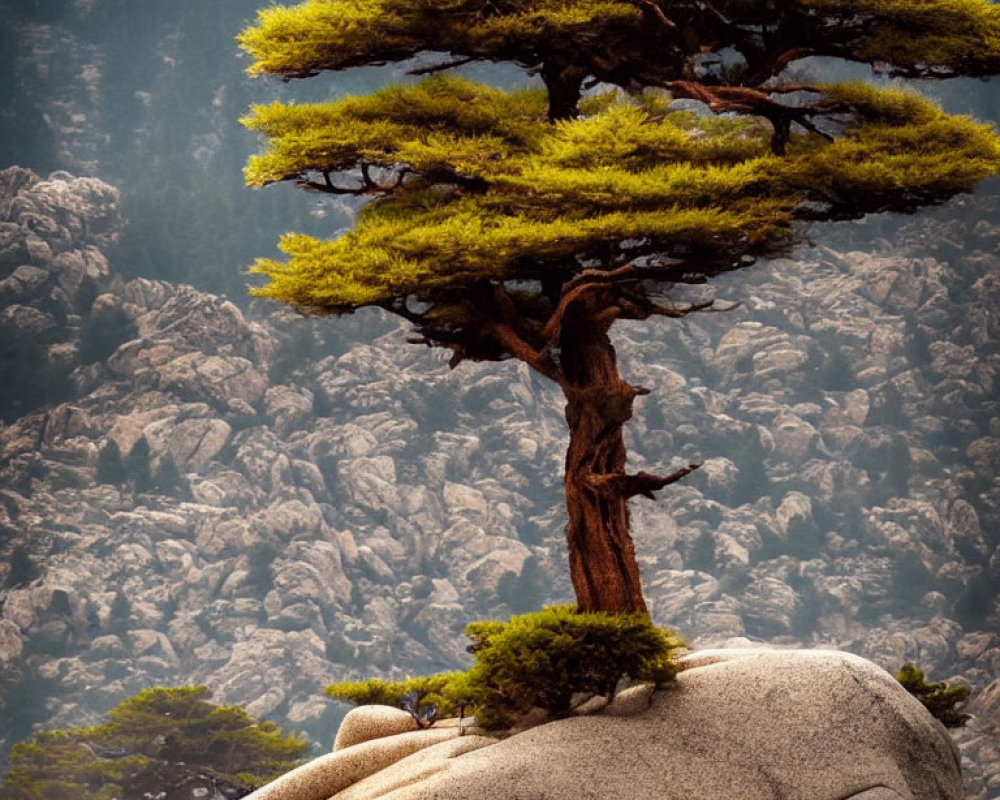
[1, 169, 999, 796]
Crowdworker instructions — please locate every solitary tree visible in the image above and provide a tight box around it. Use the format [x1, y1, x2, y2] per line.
[239, 0, 1000, 614]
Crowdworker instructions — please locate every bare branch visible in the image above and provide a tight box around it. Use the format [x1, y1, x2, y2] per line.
[407, 56, 477, 75]
[586, 464, 702, 500]
[541, 265, 640, 342]
[484, 317, 563, 383]
[296, 178, 364, 195]
[627, 0, 677, 29]
[745, 47, 815, 86]
[652, 80, 846, 154]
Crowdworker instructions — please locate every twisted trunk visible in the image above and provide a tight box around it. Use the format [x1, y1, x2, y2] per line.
[559, 300, 648, 615]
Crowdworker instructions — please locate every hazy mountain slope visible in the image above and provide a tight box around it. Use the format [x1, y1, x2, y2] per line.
[1, 166, 999, 793]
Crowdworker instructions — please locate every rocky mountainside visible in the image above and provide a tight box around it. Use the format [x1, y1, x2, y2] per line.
[0, 166, 999, 796]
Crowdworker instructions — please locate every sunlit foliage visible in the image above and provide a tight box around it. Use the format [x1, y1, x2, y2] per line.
[895, 663, 971, 728]
[245, 76, 1000, 316]
[328, 606, 683, 730]
[239, 0, 1000, 614]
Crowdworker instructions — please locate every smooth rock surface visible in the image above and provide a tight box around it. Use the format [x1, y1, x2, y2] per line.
[334, 706, 420, 752]
[248, 650, 962, 800]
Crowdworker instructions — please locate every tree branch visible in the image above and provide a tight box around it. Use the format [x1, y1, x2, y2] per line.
[586, 464, 702, 500]
[653, 80, 843, 154]
[627, 0, 677, 29]
[483, 317, 563, 383]
[407, 56, 477, 75]
[541, 265, 639, 342]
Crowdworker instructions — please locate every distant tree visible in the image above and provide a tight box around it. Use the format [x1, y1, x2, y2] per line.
[889, 550, 936, 616]
[904, 319, 933, 367]
[76, 305, 137, 365]
[241, 0, 1000, 613]
[108, 589, 131, 633]
[154, 452, 184, 496]
[95, 440, 125, 486]
[72, 276, 100, 315]
[783, 515, 826, 560]
[4, 545, 40, 588]
[685, 530, 716, 573]
[124, 435, 153, 493]
[868, 382, 907, 428]
[245, 541, 280, 596]
[819, 343, 856, 392]
[0, 321, 72, 423]
[885, 434, 913, 499]
[0, 686, 309, 800]
[953, 568, 997, 629]
[496, 555, 548, 614]
[730, 428, 773, 507]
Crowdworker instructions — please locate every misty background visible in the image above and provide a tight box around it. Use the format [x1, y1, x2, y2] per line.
[1, 0, 1000, 797]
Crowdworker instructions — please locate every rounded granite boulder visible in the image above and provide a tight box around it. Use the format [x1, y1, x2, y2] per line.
[245, 649, 963, 800]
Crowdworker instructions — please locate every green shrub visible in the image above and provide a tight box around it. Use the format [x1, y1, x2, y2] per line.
[327, 606, 683, 731]
[0, 686, 308, 800]
[895, 663, 970, 728]
[327, 673, 465, 728]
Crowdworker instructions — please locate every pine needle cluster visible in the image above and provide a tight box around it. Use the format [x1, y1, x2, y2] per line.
[243, 75, 1000, 316]
[327, 606, 683, 731]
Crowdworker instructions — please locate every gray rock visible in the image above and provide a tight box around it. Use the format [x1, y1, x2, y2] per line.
[247, 650, 961, 800]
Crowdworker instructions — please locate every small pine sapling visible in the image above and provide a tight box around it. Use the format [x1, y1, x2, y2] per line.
[326, 607, 683, 731]
[895, 663, 971, 728]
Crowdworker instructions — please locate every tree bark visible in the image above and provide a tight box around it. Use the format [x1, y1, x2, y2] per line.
[540, 61, 586, 122]
[559, 296, 649, 615]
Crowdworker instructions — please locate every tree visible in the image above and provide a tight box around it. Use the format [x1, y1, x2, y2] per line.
[0, 686, 308, 800]
[239, 0, 1000, 614]
[4, 544, 40, 588]
[94, 440, 125, 486]
[76, 304, 137, 365]
[154, 452, 185, 496]
[125, 435, 154, 493]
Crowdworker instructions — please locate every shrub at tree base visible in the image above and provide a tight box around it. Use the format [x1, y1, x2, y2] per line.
[327, 606, 683, 731]
[0, 686, 309, 800]
[894, 663, 971, 729]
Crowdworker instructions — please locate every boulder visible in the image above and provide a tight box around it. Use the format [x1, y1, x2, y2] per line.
[244, 650, 963, 800]
[334, 706, 420, 751]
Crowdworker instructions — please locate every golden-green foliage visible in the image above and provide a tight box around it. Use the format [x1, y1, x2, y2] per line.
[800, 0, 1000, 74]
[326, 606, 683, 731]
[242, 77, 548, 186]
[244, 77, 1000, 313]
[238, 0, 1000, 80]
[238, 0, 644, 78]
[326, 673, 466, 719]
[0, 687, 309, 800]
[895, 663, 971, 728]
[778, 83, 1000, 207]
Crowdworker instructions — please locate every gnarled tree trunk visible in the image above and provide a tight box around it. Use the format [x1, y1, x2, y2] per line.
[559, 298, 648, 615]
